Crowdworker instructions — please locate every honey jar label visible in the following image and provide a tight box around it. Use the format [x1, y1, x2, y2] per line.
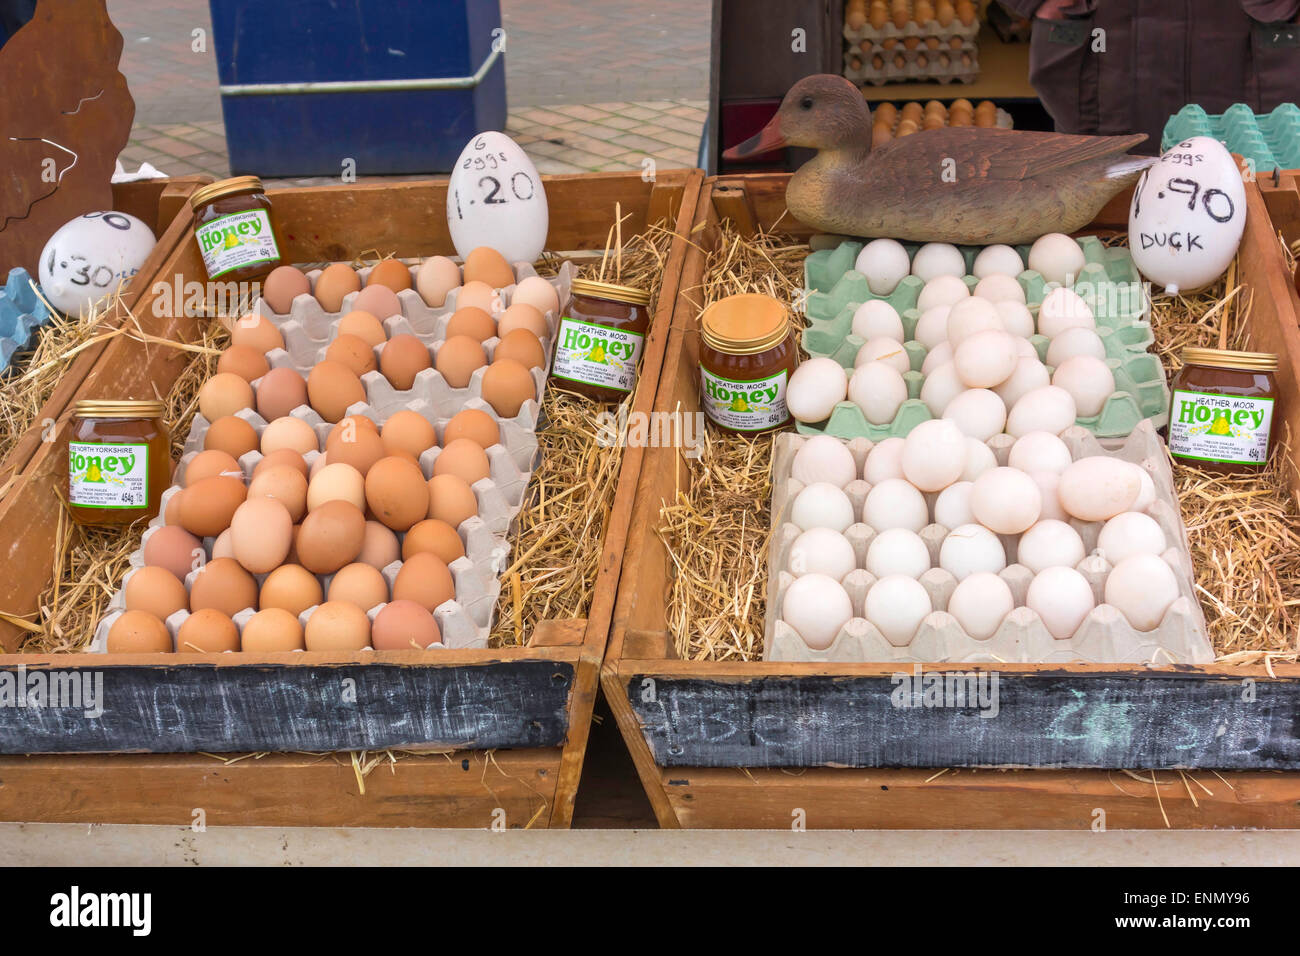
[195, 209, 280, 279]
[68, 442, 150, 509]
[552, 317, 644, 393]
[701, 368, 789, 431]
[1169, 389, 1273, 465]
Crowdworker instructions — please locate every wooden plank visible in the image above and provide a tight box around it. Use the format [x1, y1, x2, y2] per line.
[661, 766, 1300, 829]
[0, 750, 562, 829]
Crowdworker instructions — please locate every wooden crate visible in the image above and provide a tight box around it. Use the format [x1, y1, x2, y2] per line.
[603, 171, 1300, 829]
[0, 170, 703, 829]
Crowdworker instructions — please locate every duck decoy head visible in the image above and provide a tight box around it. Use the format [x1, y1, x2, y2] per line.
[723, 74, 872, 160]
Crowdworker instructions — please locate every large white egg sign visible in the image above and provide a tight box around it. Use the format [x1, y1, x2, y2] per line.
[38, 211, 157, 316]
[1128, 136, 1246, 294]
[446, 131, 549, 265]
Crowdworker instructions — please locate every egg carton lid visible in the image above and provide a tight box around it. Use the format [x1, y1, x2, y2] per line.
[1162, 103, 1300, 173]
[0, 268, 54, 375]
[762, 421, 1213, 664]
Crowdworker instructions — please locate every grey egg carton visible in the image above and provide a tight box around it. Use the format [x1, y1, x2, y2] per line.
[764, 420, 1213, 664]
[843, 10, 981, 50]
[845, 47, 980, 86]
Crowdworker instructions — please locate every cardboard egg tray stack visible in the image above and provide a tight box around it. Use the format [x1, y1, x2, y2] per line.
[799, 236, 1168, 441]
[764, 422, 1215, 665]
[0, 267, 52, 374]
[869, 101, 1012, 147]
[843, 2, 982, 86]
[93, 261, 571, 653]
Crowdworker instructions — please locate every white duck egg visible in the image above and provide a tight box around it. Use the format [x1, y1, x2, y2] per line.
[1037, 287, 1095, 338]
[994, 299, 1036, 339]
[946, 296, 1002, 347]
[916, 274, 970, 312]
[851, 298, 905, 341]
[787, 357, 849, 423]
[1057, 456, 1141, 521]
[934, 481, 976, 529]
[849, 361, 908, 425]
[948, 572, 1015, 640]
[1131, 465, 1156, 513]
[865, 574, 933, 645]
[1026, 566, 1095, 639]
[993, 357, 1052, 410]
[1006, 385, 1077, 436]
[970, 466, 1042, 534]
[788, 527, 857, 581]
[1104, 553, 1180, 631]
[901, 418, 966, 491]
[943, 388, 1007, 441]
[791, 482, 856, 532]
[911, 242, 967, 282]
[783, 573, 853, 649]
[792, 434, 858, 488]
[960, 436, 996, 481]
[953, 329, 1019, 388]
[914, 305, 954, 350]
[1008, 431, 1073, 474]
[921, 340, 953, 375]
[1052, 355, 1115, 418]
[919, 361, 965, 416]
[866, 527, 931, 578]
[972, 244, 1025, 278]
[973, 273, 1026, 304]
[1028, 233, 1086, 286]
[1097, 511, 1167, 565]
[1017, 519, 1086, 573]
[863, 436, 906, 483]
[863, 478, 930, 532]
[1045, 326, 1106, 366]
[854, 238, 911, 295]
[855, 337, 910, 374]
[1028, 470, 1068, 521]
[939, 523, 1007, 579]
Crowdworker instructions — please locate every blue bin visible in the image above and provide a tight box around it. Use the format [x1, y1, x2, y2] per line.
[209, 0, 507, 177]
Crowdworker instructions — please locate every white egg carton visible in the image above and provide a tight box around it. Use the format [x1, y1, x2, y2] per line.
[764, 421, 1214, 664]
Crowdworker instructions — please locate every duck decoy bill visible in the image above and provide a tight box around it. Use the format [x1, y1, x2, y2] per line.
[723, 119, 786, 159]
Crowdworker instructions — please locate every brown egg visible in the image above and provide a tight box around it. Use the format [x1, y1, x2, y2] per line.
[337, 310, 387, 347]
[379, 335, 433, 390]
[241, 608, 305, 652]
[323, 333, 377, 378]
[510, 275, 560, 317]
[262, 266, 312, 314]
[353, 283, 402, 321]
[229, 496, 294, 574]
[915, 0, 935, 22]
[260, 416, 319, 456]
[307, 361, 366, 423]
[254, 448, 309, 479]
[307, 462, 367, 512]
[125, 566, 189, 622]
[367, 259, 412, 293]
[328, 562, 389, 611]
[185, 449, 242, 485]
[380, 410, 437, 459]
[335, 413, 379, 434]
[393, 552, 455, 612]
[230, 312, 285, 354]
[178, 475, 247, 537]
[314, 263, 361, 312]
[903, 35, 920, 49]
[199, 373, 255, 421]
[364, 456, 429, 531]
[493, 327, 546, 369]
[956, 0, 976, 26]
[455, 280, 497, 313]
[248, 464, 309, 522]
[164, 490, 185, 526]
[433, 438, 490, 486]
[212, 529, 236, 561]
[252, 367, 308, 421]
[260, 564, 323, 616]
[325, 423, 386, 476]
[286, 524, 303, 565]
[427, 473, 478, 528]
[107, 610, 172, 653]
[434, 335, 487, 388]
[178, 608, 240, 653]
[463, 247, 516, 288]
[189, 557, 258, 616]
[144, 525, 204, 580]
[205, 416, 260, 462]
[358, 521, 401, 570]
[937, 0, 955, 25]
[416, 255, 461, 308]
[896, 118, 919, 137]
[217, 345, 271, 383]
[371, 600, 441, 651]
[305, 601, 371, 651]
[481, 359, 536, 417]
[402, 518, 465, 564]
[496, 302, 548, 340]
[923, 113, 945, 130]
[891, 7, 908, 28]
[445, 306, 497, 342]
[443, 408, 500, 449]
[297, 500, 366, 574]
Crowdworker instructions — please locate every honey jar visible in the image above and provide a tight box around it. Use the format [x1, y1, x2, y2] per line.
[550, 278, 651, 403]
[1169, 347, 1277, 473]
[190, 176, 283, 283]
[697, 293, 797, 433]
[67, 400, 170, 526]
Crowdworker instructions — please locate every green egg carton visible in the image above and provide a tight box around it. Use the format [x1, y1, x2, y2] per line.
[796, 236, 1168, 441]
[1162, 103, 1300, 173]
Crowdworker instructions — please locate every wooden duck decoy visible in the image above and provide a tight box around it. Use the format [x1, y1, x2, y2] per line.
[723, 75, 1154, 245]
